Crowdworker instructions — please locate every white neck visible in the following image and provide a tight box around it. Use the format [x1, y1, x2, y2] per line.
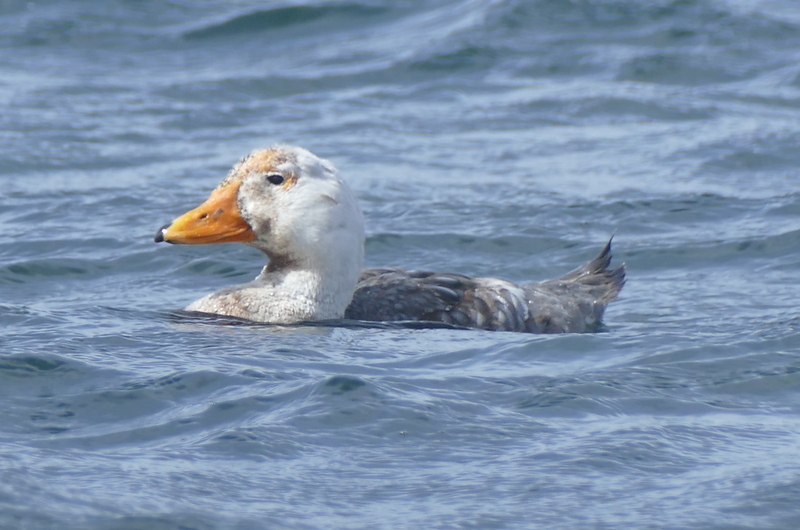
[185, 245, 363, 324]
[253, 248, 361, 321]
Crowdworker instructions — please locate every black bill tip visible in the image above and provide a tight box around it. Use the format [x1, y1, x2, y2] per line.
[154, 223, 170, 243]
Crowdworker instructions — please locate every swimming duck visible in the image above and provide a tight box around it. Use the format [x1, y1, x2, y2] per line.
[155, 146, 625, 333]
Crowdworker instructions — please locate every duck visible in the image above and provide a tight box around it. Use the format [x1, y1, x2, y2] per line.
[155, 145, 625, 333]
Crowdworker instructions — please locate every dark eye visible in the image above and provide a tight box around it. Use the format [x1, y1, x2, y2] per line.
[266, 174, 285, 185]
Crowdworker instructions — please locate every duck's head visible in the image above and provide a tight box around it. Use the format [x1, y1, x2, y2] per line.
[155, 145, 365, 274]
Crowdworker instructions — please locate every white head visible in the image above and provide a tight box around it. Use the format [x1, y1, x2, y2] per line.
[156, 145, 365, 294]
[235, 146, 365, 276]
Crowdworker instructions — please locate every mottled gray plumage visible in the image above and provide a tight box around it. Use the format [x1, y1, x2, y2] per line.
[345, 239, 625, 333]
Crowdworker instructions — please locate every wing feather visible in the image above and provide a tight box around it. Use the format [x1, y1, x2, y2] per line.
[344, 239, 625, 333]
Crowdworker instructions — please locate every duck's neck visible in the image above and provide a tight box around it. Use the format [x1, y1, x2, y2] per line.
[249, 254, 361, 323]
[185, 251, 362, 324]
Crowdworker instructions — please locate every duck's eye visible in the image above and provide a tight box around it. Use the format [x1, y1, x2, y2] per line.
[266, 174, 285, 185]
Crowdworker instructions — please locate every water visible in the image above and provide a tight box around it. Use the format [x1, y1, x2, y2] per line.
[2, 0, 800, 527]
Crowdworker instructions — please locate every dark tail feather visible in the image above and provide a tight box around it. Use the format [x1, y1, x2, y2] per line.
[548, 237, 626, 303]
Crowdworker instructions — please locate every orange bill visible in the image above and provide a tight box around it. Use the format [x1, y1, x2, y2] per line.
[155, 181, 255, 244]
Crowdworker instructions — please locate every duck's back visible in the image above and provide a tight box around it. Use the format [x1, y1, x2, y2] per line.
[344, 240, 625, 333]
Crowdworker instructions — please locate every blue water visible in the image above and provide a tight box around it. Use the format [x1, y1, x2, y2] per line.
[2, 0, 800, 528]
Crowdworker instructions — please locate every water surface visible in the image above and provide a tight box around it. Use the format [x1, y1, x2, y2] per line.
[2, 0, 800, 528]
